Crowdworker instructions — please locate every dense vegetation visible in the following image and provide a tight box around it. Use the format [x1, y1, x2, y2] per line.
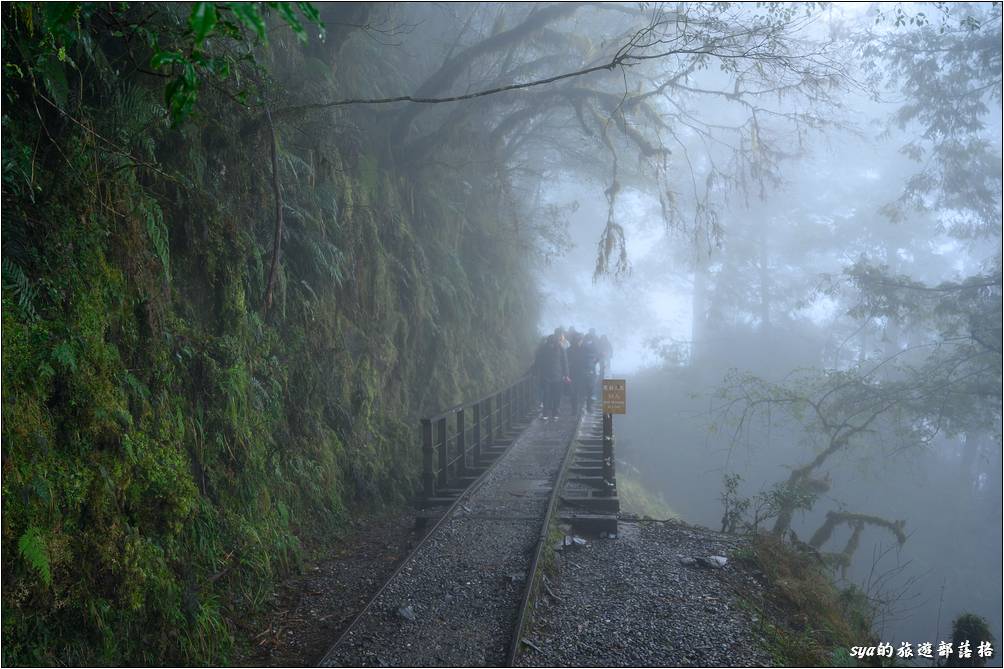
[3, 1, 1000, 665]
[741, 533, 876, 667]
[2, 4, 538, 664]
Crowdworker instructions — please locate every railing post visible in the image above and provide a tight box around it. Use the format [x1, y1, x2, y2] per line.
[436, 417, 448, 489]
[481, 393, 489, 446]
[514, 380, 521, 419]
[456, 408, 466, 478]
[502, 388, 508, 433]
[512, 382, 519, 421]
[418, 368, 542, 505]
[513, 385, 518, 425]
[602, 412, 615, 496]
[515, 383, 520, 422]
[421, 418, 434, 500]
[472, 401, 482, 467]
[507, 387, 513, 431]
[494, 393, 502, 439]
[506, 387, 514, 429]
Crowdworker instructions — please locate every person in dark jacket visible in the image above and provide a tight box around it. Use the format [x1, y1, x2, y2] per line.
[538, 331, 568, 420]
[569, 332, 598, 414]
[583, 329, 599, 397]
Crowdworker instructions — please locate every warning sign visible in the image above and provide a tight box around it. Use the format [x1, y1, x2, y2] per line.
[602, 379, 626, 414]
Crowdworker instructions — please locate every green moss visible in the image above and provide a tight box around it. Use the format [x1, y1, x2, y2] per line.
[737, 534, 877, 667]
[617, 472, 679, 520]
[1, 5, 538, 664]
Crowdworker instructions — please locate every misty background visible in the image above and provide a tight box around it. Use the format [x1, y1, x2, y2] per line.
[520, 2, 1002, 653]
[3, 1, 999, 664]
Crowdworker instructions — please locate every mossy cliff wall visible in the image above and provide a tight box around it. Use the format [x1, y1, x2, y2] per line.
[1, 5, 539, 663]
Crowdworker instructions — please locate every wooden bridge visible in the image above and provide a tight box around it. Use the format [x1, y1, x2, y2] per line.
[319, 373, 620, 666]
[417, 372, 620, 530]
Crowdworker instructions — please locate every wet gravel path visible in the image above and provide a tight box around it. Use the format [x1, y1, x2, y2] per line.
[319, 405, 581, 667]
[516, 519, 772, 667]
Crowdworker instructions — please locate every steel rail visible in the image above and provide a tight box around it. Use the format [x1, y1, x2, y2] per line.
[505, 408, 589, 667]
[316, 402, 539, 667]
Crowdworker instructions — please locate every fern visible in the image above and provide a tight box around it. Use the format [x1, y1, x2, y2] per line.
[311, 239, 345, 285]
[51, 341, 78, 372]
[281, 151, 314, 184]
[2, 257, 39, 322]
[109, 84, 157, 148]
[144, 210, 171, 281]
[18, 527, 51, 586]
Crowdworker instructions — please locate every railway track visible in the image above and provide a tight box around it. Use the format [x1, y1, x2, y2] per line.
[318, 401, 602, 667]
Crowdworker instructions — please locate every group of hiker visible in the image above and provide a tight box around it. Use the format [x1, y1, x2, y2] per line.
[533, 327, 613, 421]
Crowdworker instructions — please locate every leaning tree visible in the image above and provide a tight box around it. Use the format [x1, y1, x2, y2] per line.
[279, 3, 852, 277]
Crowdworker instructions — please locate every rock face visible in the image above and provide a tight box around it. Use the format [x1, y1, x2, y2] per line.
[515, 519, 771, 667]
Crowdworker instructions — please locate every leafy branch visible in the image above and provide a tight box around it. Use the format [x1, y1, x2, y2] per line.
[22, 2, 325, 125]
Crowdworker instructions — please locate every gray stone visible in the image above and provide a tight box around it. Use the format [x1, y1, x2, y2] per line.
[697, 555, 728, 569]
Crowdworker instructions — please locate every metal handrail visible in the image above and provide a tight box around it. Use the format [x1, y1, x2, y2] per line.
[420, 370, 537, 500]
[422, 372, 532, 424]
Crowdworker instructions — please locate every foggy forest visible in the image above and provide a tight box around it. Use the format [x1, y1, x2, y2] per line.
[1, 2, 1001, 667]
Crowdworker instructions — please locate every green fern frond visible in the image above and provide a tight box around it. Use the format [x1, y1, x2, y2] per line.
[51, 341, 78, 372]
[144, 210, 171, 281]
[2, 257, 40, 321]
[18, 527, 52, 586]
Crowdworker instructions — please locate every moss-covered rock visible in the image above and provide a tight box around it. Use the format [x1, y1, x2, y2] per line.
[1, 4, 538, 664]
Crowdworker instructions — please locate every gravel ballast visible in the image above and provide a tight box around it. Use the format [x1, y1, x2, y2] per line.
[516, 519, 772, 667]
[319, 407, 580, 667]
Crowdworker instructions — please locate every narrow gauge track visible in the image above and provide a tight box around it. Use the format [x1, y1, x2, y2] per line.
[506, 405, 604, 666]
[318, 402, 595, 667]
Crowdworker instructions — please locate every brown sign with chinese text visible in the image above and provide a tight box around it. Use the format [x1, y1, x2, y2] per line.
[602, 379, 626, 414]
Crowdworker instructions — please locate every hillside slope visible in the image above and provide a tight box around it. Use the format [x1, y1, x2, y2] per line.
[2, 4, 537, 664]
[518, 519, 876, 667]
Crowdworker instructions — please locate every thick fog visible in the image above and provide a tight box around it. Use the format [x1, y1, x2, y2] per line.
[5, 2, 999, 665]
[333, 0, 999, 655]
[512, 2, 1002, 652]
